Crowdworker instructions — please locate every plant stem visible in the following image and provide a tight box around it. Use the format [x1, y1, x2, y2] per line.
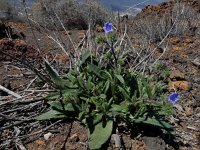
[111, 42, 118, 68]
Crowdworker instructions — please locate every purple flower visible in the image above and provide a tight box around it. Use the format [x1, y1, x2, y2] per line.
[103, 22, 113, 33]
[168, 92, 180, 104]
[162, 60, 167, 67]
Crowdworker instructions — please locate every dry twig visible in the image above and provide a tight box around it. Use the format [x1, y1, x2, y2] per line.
[0, 84, 21, 98]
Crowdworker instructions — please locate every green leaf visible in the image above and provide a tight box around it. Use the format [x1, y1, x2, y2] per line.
[115, 74, 125, 84]
[66, 72, 77, 83]
[50, 101, 77, 112]
[86, 113, 103, 127]
[45, 61, 67, 89]
[46, 91, 61, 100]
[118, 86, 130, 100]
[46, 88, 79, 101]
[103, 80, 110, 94]
[110, 103, 129, 113]
[100, 70, 113, 81]
[89, 120, 113, 150]
[81, 48, 91, 64]
[85, 78, 95, 91]
[34, 109, 65, 120]
[133, 116, 174, 130]
[77, 74, 85, 89]
[125, 72, 139, 98]
[145, 84, 152, 99]
[88, 64, 101, 77]
[62, 89, 79, 101]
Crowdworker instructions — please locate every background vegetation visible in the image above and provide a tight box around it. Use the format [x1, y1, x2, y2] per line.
[31, 0, 113, 30]
[0, 0, 15, 20]
[132, 3, 200, 42]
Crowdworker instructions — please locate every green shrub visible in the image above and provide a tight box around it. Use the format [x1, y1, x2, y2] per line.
[35, 23, 175, 149]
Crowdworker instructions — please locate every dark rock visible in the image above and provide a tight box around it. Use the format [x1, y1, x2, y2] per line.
[143, 136, 166, 150]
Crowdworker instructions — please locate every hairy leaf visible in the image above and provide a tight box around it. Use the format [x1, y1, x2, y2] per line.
[35, 109, 65, 120]
[81, 48, 91, 65]
[133, 116, 174, 130]
[118, 86, 130, 100]
[88, 64, 101, 77]
[45, 61, 67, 89]
[50, 101, 77, 112]
[110, 103, 129, 113]
[100, 70, 113, 81]
[89, 120, 113, 149]
[115, 74, 125, 84]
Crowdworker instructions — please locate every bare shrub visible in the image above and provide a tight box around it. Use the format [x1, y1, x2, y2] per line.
[0, 0, 15, 20]
[132, 3, 200, 42]
[171, 3, 200, 36]
[31, 0, 113, 30]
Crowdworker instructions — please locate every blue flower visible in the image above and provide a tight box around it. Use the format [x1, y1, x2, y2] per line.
[103, 22, 113, 33]
[168, 92, 180, 104]
[162, 60, 167, 67]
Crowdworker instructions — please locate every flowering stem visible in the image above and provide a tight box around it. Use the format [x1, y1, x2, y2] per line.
[111, 42, 118, 68]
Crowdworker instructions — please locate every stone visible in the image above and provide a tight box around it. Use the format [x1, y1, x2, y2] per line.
[69, 133, 79, 143]
[35, 139, 45, 145]
[169, 70, 185, 80]
[78, 30, 86, 39]
[167, 37, 180, 45]
[143, 136, 166, 150]
[168, 81, 191, 91]
[95, 24, 103, 32]
[184, 107, 193, 116]
[44, 132, 53, 140]
[111, 134, 121, 148]
[173, 46, 182, 51]
[183, 38, 194, 44]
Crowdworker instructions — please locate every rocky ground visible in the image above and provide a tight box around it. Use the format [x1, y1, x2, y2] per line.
[0, 0, 200, 149]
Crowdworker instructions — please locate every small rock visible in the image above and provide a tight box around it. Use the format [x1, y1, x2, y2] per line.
[35, 139, 45, 145]
[173, 54, 187, 64]
[95, 24, 103, 32]
[143, 136, 166, 150]
[44, 132, 53, 140]
[111, 134, 121, 148]
[132, 140, 145, 150]
[168, 81, 191, 91]
[169, 70, 185, 80]
[174, 104, 184, 112]
[167, 37, 180, 44]
[183, 38, 194, 44]
[195, 113, 200, 118]
[192, 58, 200, 68]
[69, 133, 79, 143]
[78, 31, 86, 39]
[54, 53, 69, 65]
[173, 47, 182, 51]
[184, 107, 193, 116]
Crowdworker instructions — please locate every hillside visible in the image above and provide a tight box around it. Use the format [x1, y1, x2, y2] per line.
[0, 0, 200, 150]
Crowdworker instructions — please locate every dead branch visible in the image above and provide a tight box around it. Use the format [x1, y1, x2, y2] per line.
[0, 84, 21, 98]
